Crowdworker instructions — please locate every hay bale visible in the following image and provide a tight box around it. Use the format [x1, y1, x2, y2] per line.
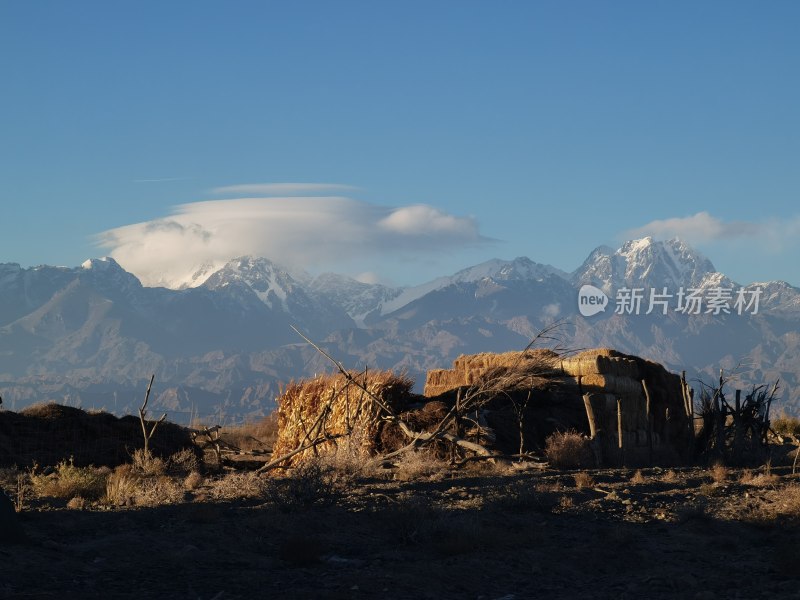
[422, 347, 689, 465]
[425, 349, 560, 397]
[423, 369, 469, 396]
[575, 374, 645, 398]
[272, 370, 414, 467]
[560, 355, 641, 379]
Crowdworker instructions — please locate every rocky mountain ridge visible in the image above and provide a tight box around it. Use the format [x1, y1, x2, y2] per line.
[1, 237, 797, 421]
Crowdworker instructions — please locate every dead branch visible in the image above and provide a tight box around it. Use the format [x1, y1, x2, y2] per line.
[138, 374, 166, 457]
[256, 433, 348, 472]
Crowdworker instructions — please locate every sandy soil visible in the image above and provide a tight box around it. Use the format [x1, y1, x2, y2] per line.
[2, 464, 800, 600]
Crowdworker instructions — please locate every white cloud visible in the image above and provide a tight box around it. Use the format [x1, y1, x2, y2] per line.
[95, 190, 492, 288]
[379, 205, 479, 237]
[623, 211, 762, 244]
[209, 183, 357, 196]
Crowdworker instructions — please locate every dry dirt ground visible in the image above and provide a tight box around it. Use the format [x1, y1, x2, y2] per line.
[2, 464, 800, 600]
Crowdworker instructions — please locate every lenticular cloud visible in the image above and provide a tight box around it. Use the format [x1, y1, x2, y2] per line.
[95, 189, 489, 288]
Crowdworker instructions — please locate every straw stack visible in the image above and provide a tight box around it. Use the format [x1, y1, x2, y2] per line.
[560, 351, 641, 379]
[425, 349, 560, 396]
[573, 374, 644, 397]
[271, 370, 413, 467]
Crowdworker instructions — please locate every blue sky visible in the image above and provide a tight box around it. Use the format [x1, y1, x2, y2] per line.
[2, 1, 799, 287]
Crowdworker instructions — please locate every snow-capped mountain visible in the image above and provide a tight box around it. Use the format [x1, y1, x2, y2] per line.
[379, 256, 567, 317]
[309, 273, 403, 327]
[1, 237, 799, 421]
[572, 237, 731, 293]
[202, 257, 306, 311]
[200, 256, 354, 335]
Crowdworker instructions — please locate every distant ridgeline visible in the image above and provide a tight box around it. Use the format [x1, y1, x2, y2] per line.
[1, 237, 798, 420]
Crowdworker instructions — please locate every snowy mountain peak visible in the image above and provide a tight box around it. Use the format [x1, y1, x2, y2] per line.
[81, 257, 122, 271]
[202, 256, 311, 310]
[447, 257, 566, 284]
[375, 257, 567, 318]
[310, 273, 403, 326]
[573, 237, 722, 292]
[78, 257, 142, 293]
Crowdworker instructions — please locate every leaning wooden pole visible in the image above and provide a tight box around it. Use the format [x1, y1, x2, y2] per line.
[642, 379, 653, 466]
[583, 393, 602, 467]
[617, 397, 624, 467]
[681, 371, 695, 457]
[583, 393, 597, 439]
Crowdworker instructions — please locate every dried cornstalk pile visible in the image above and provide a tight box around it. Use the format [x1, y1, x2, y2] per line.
[271, 370, 414, 467]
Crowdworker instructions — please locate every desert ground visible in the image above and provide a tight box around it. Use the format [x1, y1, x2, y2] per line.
[2, 455, 800, 600]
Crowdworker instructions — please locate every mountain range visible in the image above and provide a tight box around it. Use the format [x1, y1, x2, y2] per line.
[1, 237, 798, 422]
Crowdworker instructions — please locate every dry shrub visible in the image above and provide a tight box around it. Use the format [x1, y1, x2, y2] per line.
[1, 469, 31, 512]
[742, 472, 780, 487]
[661, 469, 679, 483]
[105, 464, 141, 506]
[777, 484, 800, 520]
[265, 460, 343, 511]
[132, 449, 166, 476]
[317, 427, 376, 482]
[209, 472, 268, 501]
[630, 470, 646, 484]
[394, 449, 448, 481]
[710, 463, 728, 484]
[698, 483, 724, 497]
[558, 495, 575, 510]
[66, 496, 87, 510]
[740, 483, 800, 526]
[544, 431, 593, 469]
[184, 471, 204, 491]
[167, 448, 200, 475]
[772, 413, 800, 437]
[134, 475, 185, 506]
[105, 463, 185, 507]
[573, 472, 595, 489]
[30, 459, 107, 500]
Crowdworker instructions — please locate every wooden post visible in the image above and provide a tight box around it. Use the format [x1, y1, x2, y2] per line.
[617, 397, 624, 467]
[583, 393, 597, 439]
[680, 371, 695, 457]
[582, 394, 602, 467]
[642, 380, 653, 466]
[733, 389, 743, 464]
[680, 371, 691, 426]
